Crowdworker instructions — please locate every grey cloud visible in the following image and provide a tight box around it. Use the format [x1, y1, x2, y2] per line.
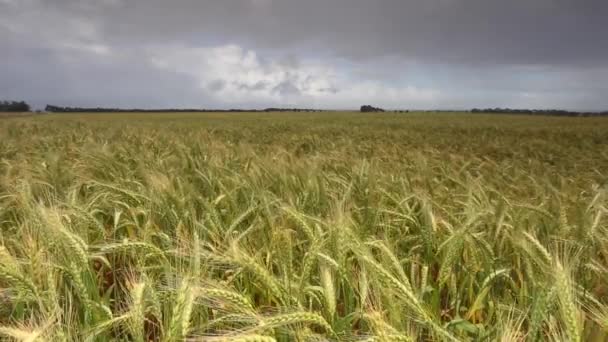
[237, 81, 270, 92]
[1, 41, 214, 109]
[38, 0, 608, 67]
[272, 81, 301, 97]
[317, 87, 339, 94]
[207, 79, 226, 92]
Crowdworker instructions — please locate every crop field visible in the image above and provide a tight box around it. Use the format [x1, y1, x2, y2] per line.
[1, 112, 608, 341]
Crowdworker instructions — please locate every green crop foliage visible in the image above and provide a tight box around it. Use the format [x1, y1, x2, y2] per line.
[0, 111, 607, 341]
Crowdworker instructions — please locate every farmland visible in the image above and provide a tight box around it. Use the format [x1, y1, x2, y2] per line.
[1, 112, 608, 341]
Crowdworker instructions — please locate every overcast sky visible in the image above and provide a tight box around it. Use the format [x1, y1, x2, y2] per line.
[1, 0, 607, 110]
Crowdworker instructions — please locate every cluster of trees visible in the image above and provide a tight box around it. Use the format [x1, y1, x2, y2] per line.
[0, 100, 30, 112]
[361, 105, 385, 112]
[471, 108, 608, 117]
[360, 106, 410, 113]
[44, 105, 323, 113]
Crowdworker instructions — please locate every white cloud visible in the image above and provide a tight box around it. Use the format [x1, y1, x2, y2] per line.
[324, 81, 438, 109]
[148, 44, 437, 108]
[59, 42, 111, 56]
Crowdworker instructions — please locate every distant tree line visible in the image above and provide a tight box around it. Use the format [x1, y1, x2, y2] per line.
[263, 108, 323, 112]
[4, 101, 608, 117]
[44, 105, 323, 113]
[0, 100, 30, 112]
[361, 105, 608, 117]
[471, 108, 608, 117]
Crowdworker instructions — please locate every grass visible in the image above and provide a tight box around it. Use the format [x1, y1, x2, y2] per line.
[0, 111, 607, 341]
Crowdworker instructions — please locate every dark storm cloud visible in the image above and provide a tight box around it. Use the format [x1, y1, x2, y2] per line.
[1, 0, 607, 109]
[0, 37, 213, 109]
[45, 0, 607, 67]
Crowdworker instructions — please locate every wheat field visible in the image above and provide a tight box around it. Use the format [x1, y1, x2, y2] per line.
[1, 112, 608, 341]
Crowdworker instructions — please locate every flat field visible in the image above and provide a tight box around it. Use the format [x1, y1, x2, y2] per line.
[1, 112, 608, 341]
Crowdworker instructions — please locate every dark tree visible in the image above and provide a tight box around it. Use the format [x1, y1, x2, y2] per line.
[361, 105, 385, 113]
[0, 100, 31, 112]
